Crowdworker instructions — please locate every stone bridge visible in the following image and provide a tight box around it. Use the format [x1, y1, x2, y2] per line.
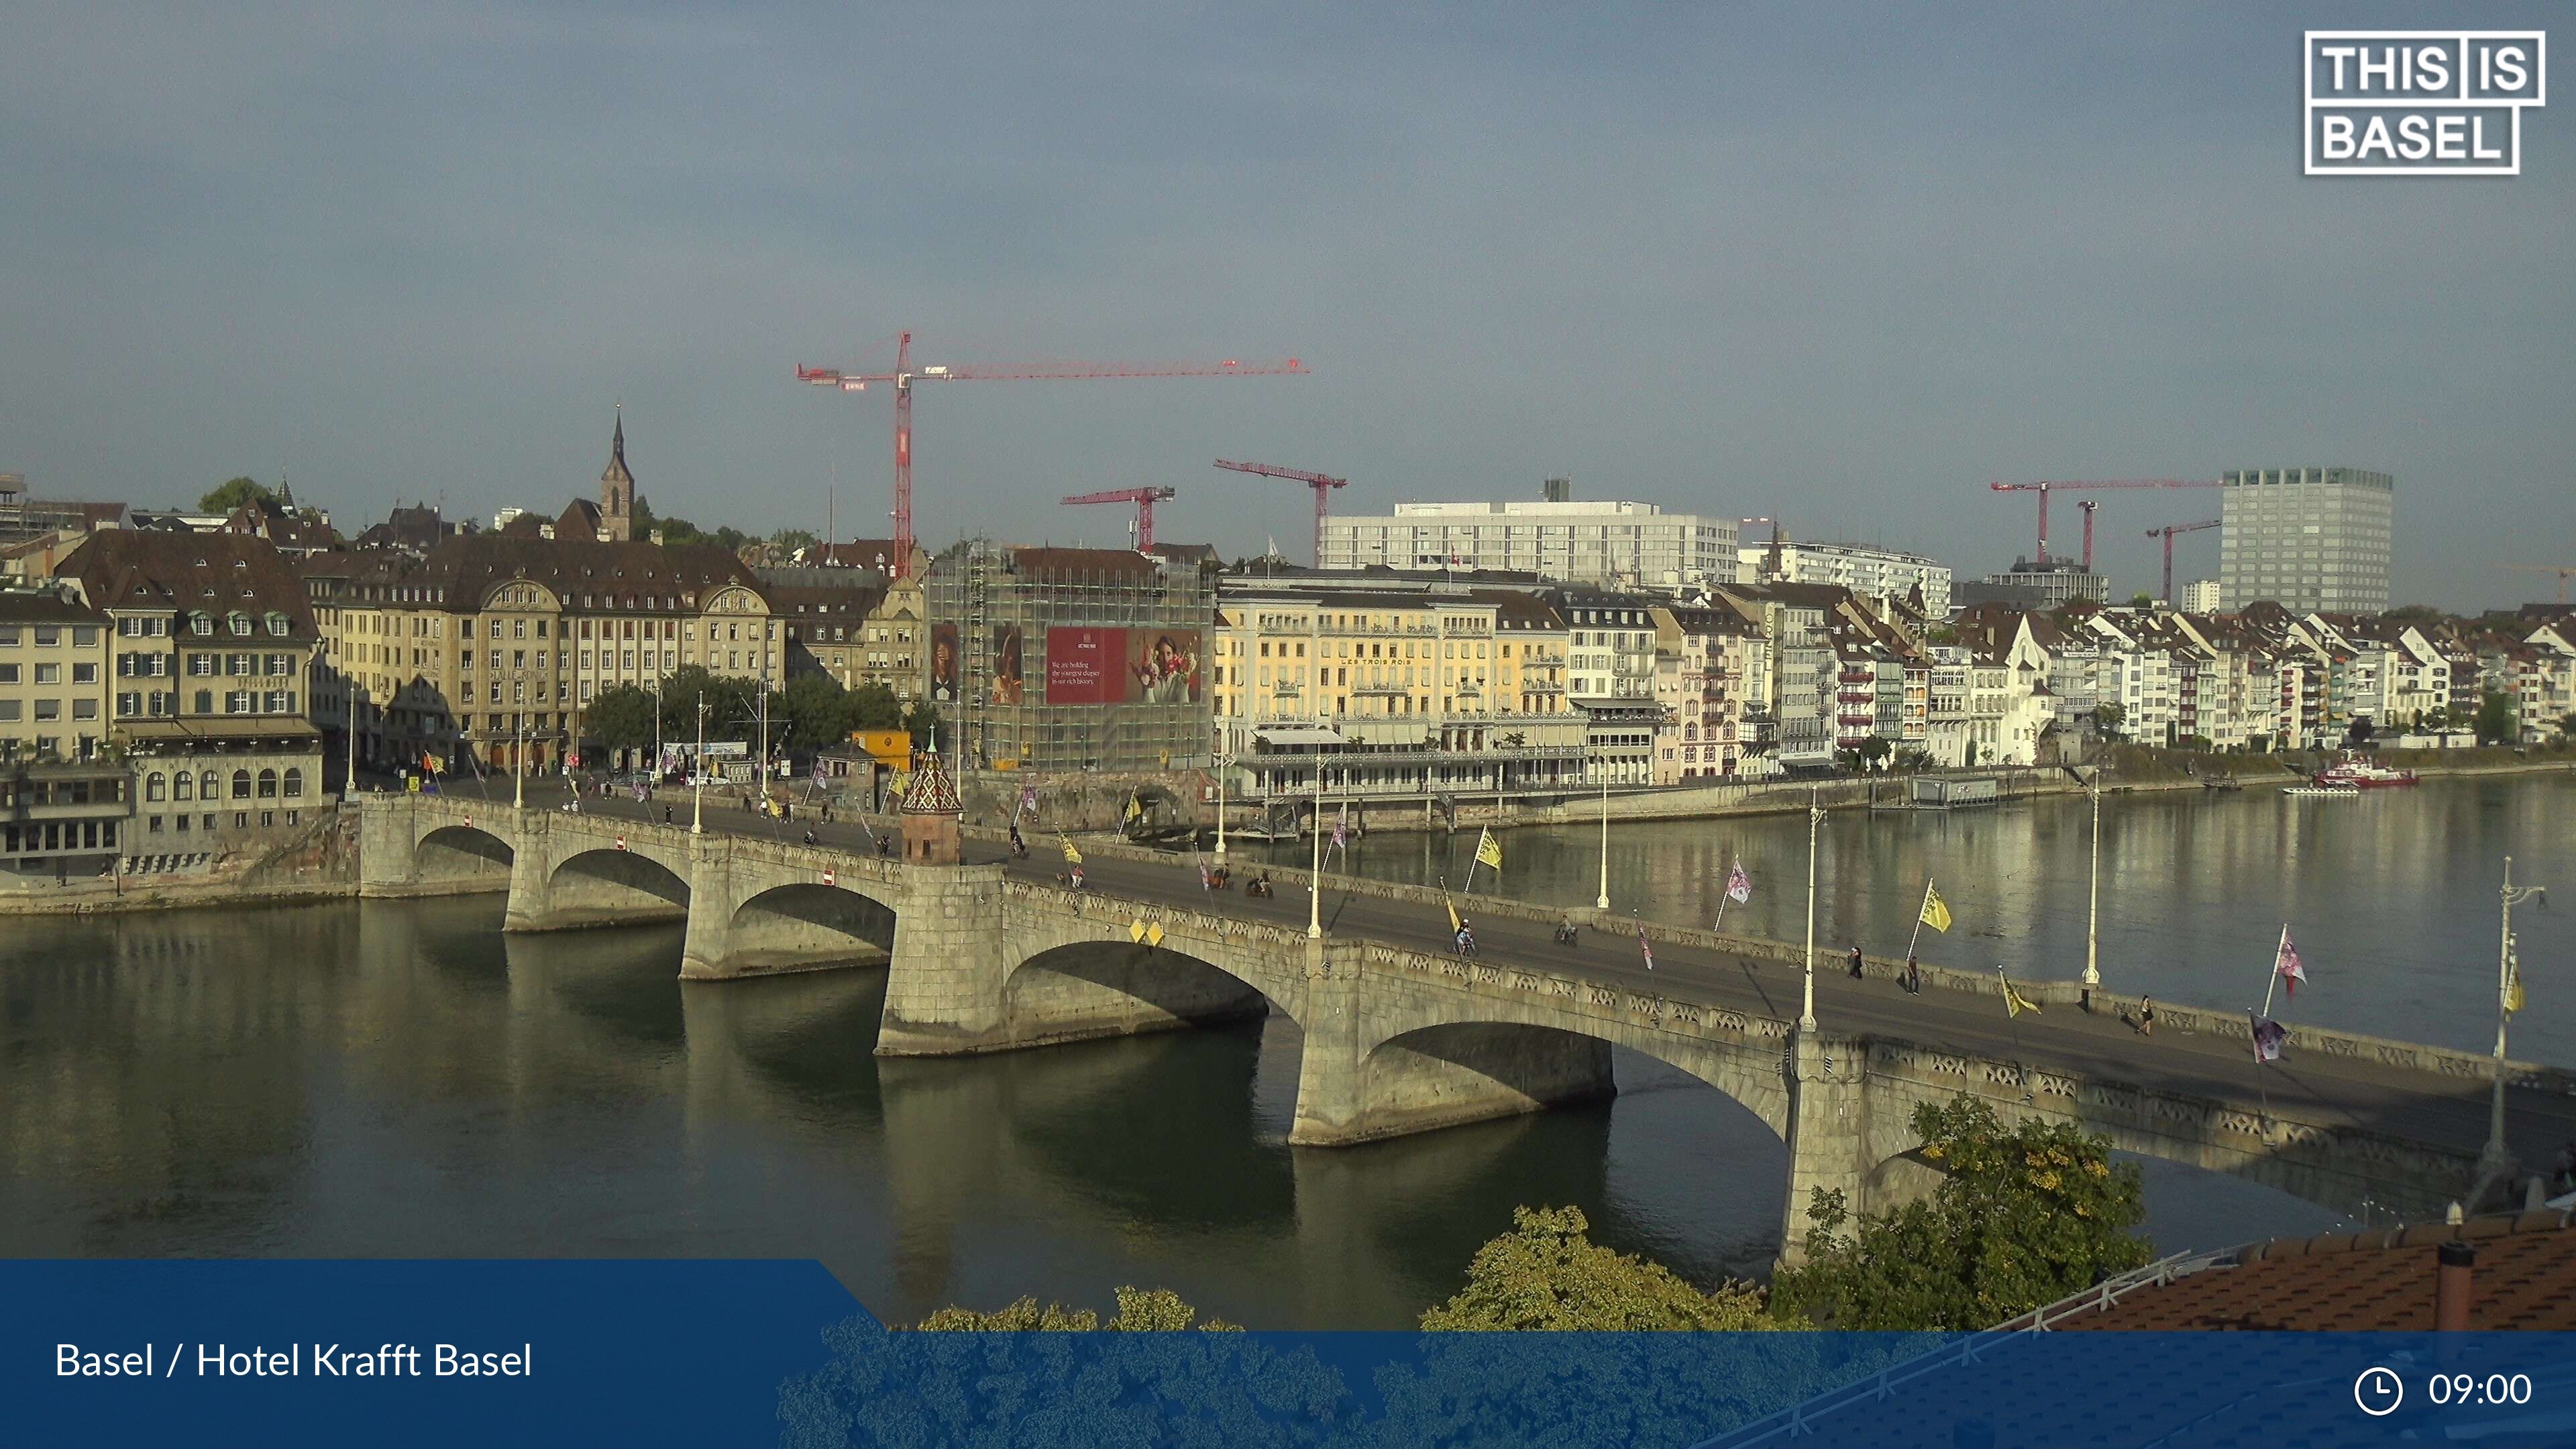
[360, 795, 2509, 1258]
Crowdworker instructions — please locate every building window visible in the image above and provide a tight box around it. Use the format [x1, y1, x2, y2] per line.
[199, 771, 219, 800]
[231, 769, 252, 800]
[283, 767, 303, 798]
[174, 772, 193, 802]
[257, 768, 278, 799]
[146, 773, 166, 801]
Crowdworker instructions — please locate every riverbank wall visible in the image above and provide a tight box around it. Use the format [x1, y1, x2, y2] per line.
[0, 806, 360, 918]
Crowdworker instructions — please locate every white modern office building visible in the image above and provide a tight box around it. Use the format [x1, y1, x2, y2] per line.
[2217, 467, 2394, 614]
[2180, 579, 2221, 614]
[1321, 498, 1739, 591]
[1739, 538, 1950, 617]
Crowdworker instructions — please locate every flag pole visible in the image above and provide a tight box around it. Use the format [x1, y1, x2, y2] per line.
[2259, 923, 2287, 1019]
[1907, 875, 1934, 959]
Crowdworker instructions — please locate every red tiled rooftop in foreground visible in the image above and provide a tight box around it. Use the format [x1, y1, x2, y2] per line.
[2049, 1208, 2576, 1331]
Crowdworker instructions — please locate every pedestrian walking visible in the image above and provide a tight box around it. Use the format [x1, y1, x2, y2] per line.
[1848, 945, 1865, 980]
[2139, 995, 2157, 1038]
[663, 805, 674, 825]
[1904, 954, 1921, 995]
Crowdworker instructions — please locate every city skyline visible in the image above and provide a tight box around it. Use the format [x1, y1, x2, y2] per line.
[2, 4, 2568, 609]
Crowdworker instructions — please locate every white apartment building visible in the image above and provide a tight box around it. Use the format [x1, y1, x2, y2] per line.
[2181, 579, 2221, 613]
[1322, 499, 1739, 591]
[2218, 467, 2394, 614]
[1740, 539, 1951, 618]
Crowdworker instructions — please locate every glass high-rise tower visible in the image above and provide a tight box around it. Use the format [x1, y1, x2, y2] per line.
[2217, 467, 2393, 613]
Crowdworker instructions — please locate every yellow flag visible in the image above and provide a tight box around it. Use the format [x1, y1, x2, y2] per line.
[1919, 883, 1953, 934]
[2002, 975, 2041, 1018]
[1062, 839, 1083, 865]
[1474, 828, 1503, 871]
[1446, 900, 1462, 934]
[2508, 971, 2526, 1016]
[1124, 794, 1144, 824]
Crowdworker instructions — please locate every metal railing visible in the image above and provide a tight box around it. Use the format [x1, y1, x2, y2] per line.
[1690, 1248, 2244, 1449]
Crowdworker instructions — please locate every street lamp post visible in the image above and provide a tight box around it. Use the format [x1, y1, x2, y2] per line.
[1801, 786, 1822, 1032]
[1307, 753, 1325, 939]
[691, 698, 708, 835]
[1595, 751, 1611, 912]
[513, 715, 525, 810]
[1214, 744, 1228, 860]
[2483, 855, 2548, 1175]
[2083, 769, 2103, 994]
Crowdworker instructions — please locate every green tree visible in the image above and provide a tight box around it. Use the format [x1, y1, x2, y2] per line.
[903, 699, 942, 749]
[846, 682, 904, 731]
[780, 673, 856, 750]
[1771, 1095, 2152, 1330]
[200, 476, 272, 513]
[2475, 690, 2517, 745]
[2092, 701, 2126, 735]
[2129, 592, 2156, 609]
[631, 496, 658, 538]
[657, 665, 774, 748]
[917, 1287, 1240, 1332]
[583, 684, 661, 753]
[1856, 737, 1892, 770]
[1419, 1205, 1787, 1331]
[772, 527, 820, 555]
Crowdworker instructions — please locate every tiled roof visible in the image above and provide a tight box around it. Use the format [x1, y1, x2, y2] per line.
[338, 536, 767, 614]
[0, 588, 108, 624]
[53, 530, 319, 639]
[2049, 1209, 2576, 1331]
[1006, 546, 1166, 582]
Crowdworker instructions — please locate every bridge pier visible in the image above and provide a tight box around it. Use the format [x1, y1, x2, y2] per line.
[1778, 1029, 1872, 1268]
[875, 865, 1014, 1054]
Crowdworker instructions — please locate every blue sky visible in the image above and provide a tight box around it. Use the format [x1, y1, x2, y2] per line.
[2, 3, 2567, 607]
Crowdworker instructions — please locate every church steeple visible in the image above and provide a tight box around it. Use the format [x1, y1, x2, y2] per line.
[598, 406, 635, 541]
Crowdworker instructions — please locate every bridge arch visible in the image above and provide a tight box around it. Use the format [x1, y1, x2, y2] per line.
[1352, 1014, 1793, 1149]
[722, 881, 900, 973]
[415, 822, 515, 883]
[542, 845, 692, 928]
[999, 935, 1285, 1052]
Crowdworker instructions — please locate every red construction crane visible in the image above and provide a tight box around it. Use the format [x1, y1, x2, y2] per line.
[2497, 563, 2576, 604]
[1061, 486, 1177, 553]
[796, 333, 1307, 579]
[2076, 500, 2099, 570]
[1988, 479, 2222, 566]
[1212, 458, 1347, 564]
[2145, 519, 2220, 604]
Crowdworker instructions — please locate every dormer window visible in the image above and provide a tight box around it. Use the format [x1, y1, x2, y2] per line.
[228, 613, 252, 637]
[191, 614, 213, 637]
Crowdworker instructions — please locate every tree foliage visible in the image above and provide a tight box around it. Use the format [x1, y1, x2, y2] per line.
[200, 476, 272, 513]
[904, 699, 942, 749]
[916, 1287, 1240, 1332]
[847, 683, 905, 732]
[1419, 1205, 1787, 1331]
[584, 684, 661, 752]
[1770, 1095, 2151, 1330]
[2475, 690, 2517, 745]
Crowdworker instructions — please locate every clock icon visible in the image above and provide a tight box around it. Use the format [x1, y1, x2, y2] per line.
[2355, 1366, 2404, 1417]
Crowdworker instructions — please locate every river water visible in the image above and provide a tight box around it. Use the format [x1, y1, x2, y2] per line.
[3, 775, 2567, 1330]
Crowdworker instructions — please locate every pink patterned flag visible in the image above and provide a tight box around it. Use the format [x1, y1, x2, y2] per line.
[2251, 1014, 2288, 1064]
[2275, 926, 2306, 998]
[1725, 858, 1752, 904]
[1639, 924, 1655, 971]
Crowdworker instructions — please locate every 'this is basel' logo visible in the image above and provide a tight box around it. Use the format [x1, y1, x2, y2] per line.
[2306, 32, 2546, 175]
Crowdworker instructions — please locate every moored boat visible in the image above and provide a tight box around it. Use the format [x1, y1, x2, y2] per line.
[2311, 751, 2418, 788]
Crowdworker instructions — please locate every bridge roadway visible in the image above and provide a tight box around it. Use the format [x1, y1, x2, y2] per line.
[397, 775, 2576, 1237]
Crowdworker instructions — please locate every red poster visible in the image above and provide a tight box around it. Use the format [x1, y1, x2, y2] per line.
[1045, 627, 1126, 704]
